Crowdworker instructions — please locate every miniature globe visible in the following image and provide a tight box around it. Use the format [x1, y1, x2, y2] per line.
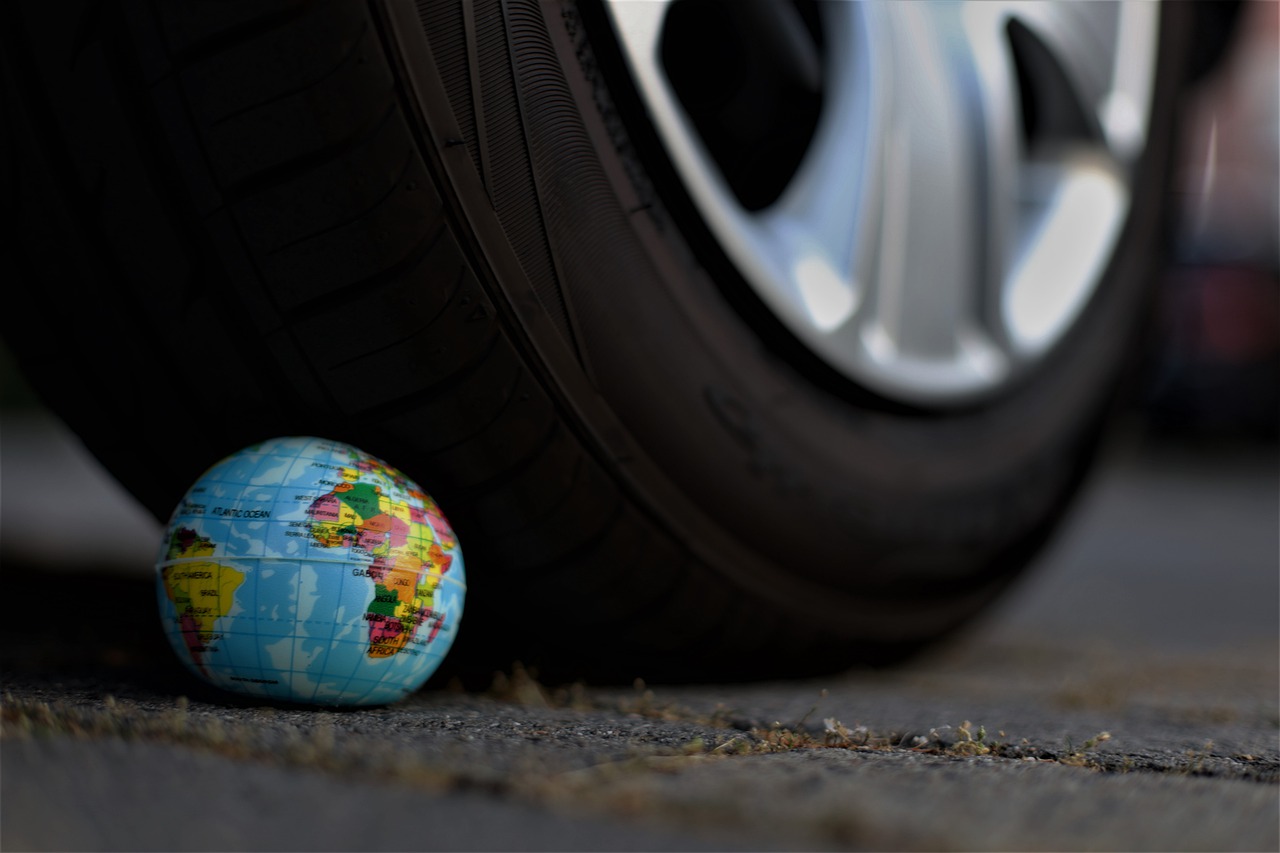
[155, 436, 464, 706]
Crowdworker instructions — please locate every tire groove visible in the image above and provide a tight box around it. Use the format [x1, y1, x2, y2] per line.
[445, 416, 561, 506]
[208, 18, 371, 127]
[461, 0, 492, 196]
[220, 96, 397, 203]
[267, 146, 415, 255]
[346, 322, 504, 423]
[282, 221, 448, 323]
[167, 0, 318, 72]
[407, 343, 526, 456]
[322, 292, 465, 377]
[482, 452, 585, 541]
[499, 492, 626, 580]
[2, 2, 235, 506]
[151, 2, 355, 420]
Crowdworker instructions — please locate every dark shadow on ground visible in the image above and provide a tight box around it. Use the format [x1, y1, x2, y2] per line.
[0, 565, 220, 703]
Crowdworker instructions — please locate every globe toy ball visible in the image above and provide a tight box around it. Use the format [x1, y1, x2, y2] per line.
[155, 437, 464, 706]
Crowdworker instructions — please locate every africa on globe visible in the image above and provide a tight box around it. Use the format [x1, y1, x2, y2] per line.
[155, 436, 464, 706]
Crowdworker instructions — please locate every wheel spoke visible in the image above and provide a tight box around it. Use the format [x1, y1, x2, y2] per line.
[1001, 3, 1116, 127]
[752, 2, 875, 334]
[851, 3, 1009, 391]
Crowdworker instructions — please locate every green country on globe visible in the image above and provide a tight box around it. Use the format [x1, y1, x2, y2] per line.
[155, 436, 465, 706]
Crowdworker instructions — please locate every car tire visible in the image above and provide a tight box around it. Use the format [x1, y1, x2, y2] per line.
[0, 0, 1193, 682]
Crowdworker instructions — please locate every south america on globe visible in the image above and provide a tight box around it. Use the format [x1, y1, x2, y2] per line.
[155, 436, 464, 706]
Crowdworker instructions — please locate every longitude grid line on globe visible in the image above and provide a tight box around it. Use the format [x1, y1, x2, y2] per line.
[314, 444, 406, 704]
[213, 561, 243, 677]
[308, 553, 354, 705]
[316, 442, 390, 704]
[250, 558, 267, 679]
[224, 457, 264, 684]
[334, 564, 376, 702]
[256, 557, 293, 667]
[282, 444, 313, 691]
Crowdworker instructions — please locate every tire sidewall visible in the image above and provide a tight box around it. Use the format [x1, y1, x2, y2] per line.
[385, 0, 1188, 632]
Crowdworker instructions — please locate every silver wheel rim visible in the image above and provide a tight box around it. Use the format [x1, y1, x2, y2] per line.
[602, 1, 1161, 406]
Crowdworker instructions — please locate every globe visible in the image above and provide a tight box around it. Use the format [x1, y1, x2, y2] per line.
[155, 436, 465, 706]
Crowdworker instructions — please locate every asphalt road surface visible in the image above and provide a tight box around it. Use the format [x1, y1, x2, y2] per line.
[1, 412, 1276, 851]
